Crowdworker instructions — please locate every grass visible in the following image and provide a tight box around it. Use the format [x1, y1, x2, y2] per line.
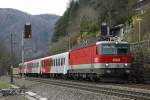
[0, 80, 11, 89]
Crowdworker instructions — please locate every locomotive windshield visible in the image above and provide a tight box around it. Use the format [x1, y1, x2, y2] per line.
[98, 43, 129, 55]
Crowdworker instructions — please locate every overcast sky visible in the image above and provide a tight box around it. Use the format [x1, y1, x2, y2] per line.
[0, 0, 69, 15]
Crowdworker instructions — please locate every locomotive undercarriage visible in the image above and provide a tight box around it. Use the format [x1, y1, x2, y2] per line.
[67, 68, 130, 82]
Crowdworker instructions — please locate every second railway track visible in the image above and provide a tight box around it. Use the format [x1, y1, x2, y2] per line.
[23, 77, 150, 100]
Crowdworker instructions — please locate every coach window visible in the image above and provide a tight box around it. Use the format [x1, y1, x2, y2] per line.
[58, 59, 59, 66]
[55, 59, 56, 66]
[61, 58, 63, 66]
[64, 58, 65, 64]
[33, 63, 34, 68]
[55, 59, 56, 67]
[59, 59, 61, 66]
[60, 58, 62, 66]
[41, 62, 43, 67]
[57, 59, 59, 66]
[59, 58, 61, 66]
[54, 59, 56, 67]
[56, 59, 58, 66]
[56, 59, 57, 66]
[62, 58, 64, 65]
[54, 59, 56, 66]
[36, 63, 38, 67]
[33, 63, 35, 68]
[53, 59, 54, 66]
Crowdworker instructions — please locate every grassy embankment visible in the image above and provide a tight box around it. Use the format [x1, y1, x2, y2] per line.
[0, 80, 11, 89]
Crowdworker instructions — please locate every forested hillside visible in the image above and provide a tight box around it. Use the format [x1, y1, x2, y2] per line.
[49, 0, 138, 54]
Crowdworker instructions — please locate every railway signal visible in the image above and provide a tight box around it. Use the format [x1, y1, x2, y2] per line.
[22, 22, 32, 79]
[24, 22, 32, 38]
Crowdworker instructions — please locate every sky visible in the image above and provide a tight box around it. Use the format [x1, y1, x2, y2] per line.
[0, 0, 70, 15]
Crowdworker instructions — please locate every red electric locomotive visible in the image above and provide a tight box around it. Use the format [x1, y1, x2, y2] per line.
[69, 41, 131, 81]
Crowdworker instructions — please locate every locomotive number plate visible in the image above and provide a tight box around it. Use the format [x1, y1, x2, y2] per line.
[113, 58, 120, 62]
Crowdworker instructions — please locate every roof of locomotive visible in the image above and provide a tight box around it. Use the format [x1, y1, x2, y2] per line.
[70, 41, 129, 52]
[96, 41, 129, 45]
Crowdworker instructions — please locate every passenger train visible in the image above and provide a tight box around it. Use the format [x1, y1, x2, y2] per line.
[19, 41, 131, 81]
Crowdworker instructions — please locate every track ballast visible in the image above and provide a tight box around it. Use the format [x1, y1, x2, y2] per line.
[24, 77, 150, 100]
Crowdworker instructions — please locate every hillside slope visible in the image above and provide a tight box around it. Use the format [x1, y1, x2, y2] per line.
[48, 0, 131, 54]
[0, 8, 60, 58]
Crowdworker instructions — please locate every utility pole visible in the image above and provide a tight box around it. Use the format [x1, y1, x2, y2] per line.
[138, 18, 142, 42]
[136, 0, 143, 43]
[10, 33, 13, 84]
[68, 33, 71, 51]
[21, 31, 24, 78]
[67, 0, 72, 51]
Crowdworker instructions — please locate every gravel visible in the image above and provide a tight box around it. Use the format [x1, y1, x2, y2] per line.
[0, 95, 28, 100]
[0, 76, 132, 100]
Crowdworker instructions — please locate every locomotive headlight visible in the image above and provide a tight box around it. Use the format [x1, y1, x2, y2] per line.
[106, 70, 111, 74]
[125, 70, 130, 74]
[124, 63, 128, 67]
[105, 64, 109, 67]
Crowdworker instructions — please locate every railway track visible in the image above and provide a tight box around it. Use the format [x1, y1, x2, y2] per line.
[24, 77, 150, 100]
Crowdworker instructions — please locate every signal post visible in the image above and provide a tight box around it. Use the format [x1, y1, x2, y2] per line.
[22, 22, 32, 78]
